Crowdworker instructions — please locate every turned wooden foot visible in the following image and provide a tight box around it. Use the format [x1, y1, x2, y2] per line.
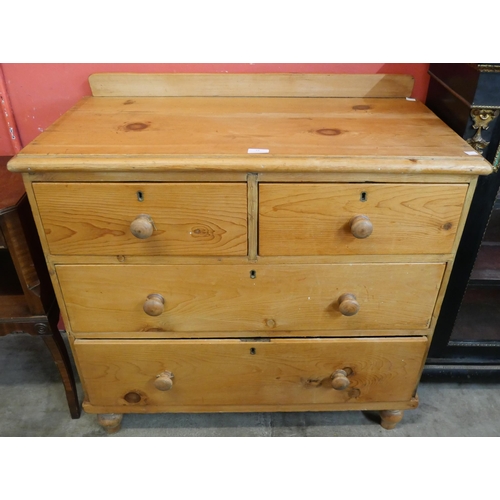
[97, 413, 123, 434]
[379, 410, 404, 430]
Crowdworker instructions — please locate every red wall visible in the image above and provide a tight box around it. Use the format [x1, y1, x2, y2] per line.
[0, 63, 430, 155]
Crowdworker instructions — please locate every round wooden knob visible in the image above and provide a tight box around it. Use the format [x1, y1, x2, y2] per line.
[338, 293, 359, 316]
[350, 215, 373, 239]
[143, 293, 165, 316]
[154, 371, 174, 391]
[130, 214, 155, 239]
[331, 370, 350, 390]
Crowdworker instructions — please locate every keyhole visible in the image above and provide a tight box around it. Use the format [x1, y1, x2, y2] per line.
[137, 191, 144, 202]
[250, 270, 256, 279]
[250, 348, 256, 355]
[360, 191, 367, 202]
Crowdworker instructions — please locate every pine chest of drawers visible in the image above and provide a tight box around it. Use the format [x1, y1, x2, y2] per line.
[8, 73, 492, 433]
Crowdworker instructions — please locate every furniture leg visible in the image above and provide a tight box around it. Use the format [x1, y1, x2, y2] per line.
[379, 410, 404, 430]
[97, 413, 123, 434]
[41, 314, 81, 419]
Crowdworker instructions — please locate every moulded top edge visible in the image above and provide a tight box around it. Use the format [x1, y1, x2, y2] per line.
[7, 154, 493, 176]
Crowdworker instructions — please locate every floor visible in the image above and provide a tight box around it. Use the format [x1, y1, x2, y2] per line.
[1, 332, 500, 437]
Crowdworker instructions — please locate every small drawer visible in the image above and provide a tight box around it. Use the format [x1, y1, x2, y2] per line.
[259, 183, 468, 256]
[75, 336, 427, 410]
[33, 182, 248, 256]
[58, 263, 445, 334]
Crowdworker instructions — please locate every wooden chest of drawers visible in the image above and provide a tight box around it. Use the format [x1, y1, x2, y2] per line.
[8, 74, 491, 433]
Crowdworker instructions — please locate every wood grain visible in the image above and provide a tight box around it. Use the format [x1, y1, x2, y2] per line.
[0, 294, 31, 321]
[57, 263, 445, 333]
[74, 337, 427, 409]
[259, 183, 468, 256]
[46, 253, 454, 267]
[7, 74, 485, 421]
[8, 97, 490, 166]
[247, 173, 258, 260]
[0, 156, 23, 212]
[82, 398, 419, 415]
[9, 156, 491, 176]
[89, 73, 415, 98]
[33, 182, 248, 256]
[0, 201, 44, 315]
[65, 328, 433, 340]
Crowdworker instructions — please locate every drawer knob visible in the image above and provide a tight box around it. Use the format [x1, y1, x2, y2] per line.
[338, 293, 360, 316]
[143, 293, 165, 316]
[350, 215, 373, 239]
[331, 370, 350, 391]
[154, 371, 174, 391]
[130, 214, 155, 239]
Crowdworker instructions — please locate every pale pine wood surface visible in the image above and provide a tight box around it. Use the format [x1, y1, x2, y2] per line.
[89, 73, 415, 98]
[33, 182, 248, 256]
[20, 170, 481, 184]
[10, 97, 488, 164]
[74, 336, 427, 409]
[247, 173, 258, 260]
[259, 183, 468, 256]
[81, 399, 419, 414]
[6, 74, 487, 423]
[47, 254, 453, 266]
[11, 157, 491, 176]
[57, 263, 445, 334]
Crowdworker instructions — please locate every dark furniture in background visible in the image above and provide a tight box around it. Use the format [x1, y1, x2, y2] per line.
[0, 156, 80, 418]
[424, 64, 500, 376]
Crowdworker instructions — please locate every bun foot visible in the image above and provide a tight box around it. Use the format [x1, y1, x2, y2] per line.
[97, 413, 123, 434]
[379, 410, 404, 430]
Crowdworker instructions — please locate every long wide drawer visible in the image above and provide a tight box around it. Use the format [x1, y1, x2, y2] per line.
[58, 263, 445, 334]
[75, 337, 427, 409]
[259, 183, 468, 255]
[33, 182, 248, 256]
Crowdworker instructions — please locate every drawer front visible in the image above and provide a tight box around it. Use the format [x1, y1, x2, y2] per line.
[259, 183, 468, 256]
[33, 182, 248, 256]
[58, 263, 445, 334]
[75, 337, 427, 409]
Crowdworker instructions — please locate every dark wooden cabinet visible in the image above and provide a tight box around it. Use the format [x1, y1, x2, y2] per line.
[0, 156, 80, 417]
[424, 64, 500, 377]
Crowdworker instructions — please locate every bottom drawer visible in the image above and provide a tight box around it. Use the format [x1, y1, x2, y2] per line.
[75, 337, 427, 412]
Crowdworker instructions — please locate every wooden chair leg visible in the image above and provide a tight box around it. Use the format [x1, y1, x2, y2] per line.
[40, 319, 81, 419]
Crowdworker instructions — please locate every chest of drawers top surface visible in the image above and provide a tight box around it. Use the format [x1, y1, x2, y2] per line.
[7, 73, 491, 175]
[13, 97, 477, 157]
